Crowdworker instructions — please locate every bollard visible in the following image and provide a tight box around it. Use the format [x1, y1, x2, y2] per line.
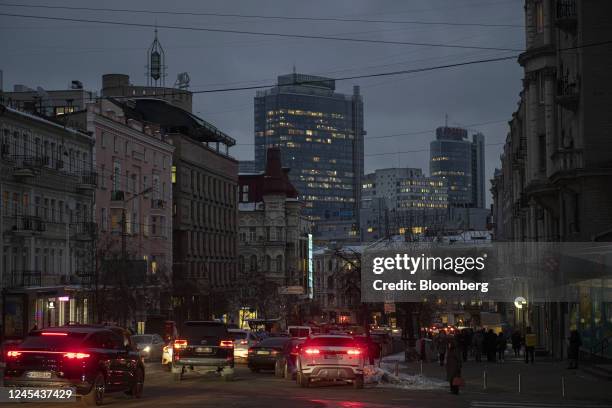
[483, 370, 487, 390]
[394, 361, 399, 377]
[562, 376, 565, 398]
[518, 373, 521, 393]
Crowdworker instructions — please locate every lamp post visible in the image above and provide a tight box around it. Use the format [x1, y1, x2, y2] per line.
[121, 187, 153, 259]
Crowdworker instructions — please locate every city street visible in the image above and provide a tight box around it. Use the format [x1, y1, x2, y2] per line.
[6, 360, 612, 408]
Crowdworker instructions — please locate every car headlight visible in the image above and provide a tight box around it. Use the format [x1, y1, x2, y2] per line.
[143, 346, 151, 353]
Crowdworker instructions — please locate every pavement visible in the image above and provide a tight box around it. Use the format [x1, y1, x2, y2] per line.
[0, 355, 610, 407]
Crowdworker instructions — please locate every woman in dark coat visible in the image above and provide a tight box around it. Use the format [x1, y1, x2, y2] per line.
[568, 330, 582, 369]
[446, 341, 462, 395]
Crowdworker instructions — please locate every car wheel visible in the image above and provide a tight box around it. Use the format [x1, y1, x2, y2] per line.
[83, 372, 105, 406]
[126, 368, 144, 398]
[353, 375, 364, 389]
[297, 371, 309, 388]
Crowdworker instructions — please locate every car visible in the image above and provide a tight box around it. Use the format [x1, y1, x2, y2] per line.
[228, 329, 259, 360]
[3, 326, 145, 406]
[247, 336, 290, 372]
[295, 335, 365, 389]
[132, 334, 165, 361]
[274, 338, 304, 380]
[171, 321, 234, 381]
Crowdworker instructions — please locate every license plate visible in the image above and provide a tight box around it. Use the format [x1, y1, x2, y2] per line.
[196, 347, 212, 353]
[325, 354, 340, 359]
[257, 350, 270, 355]
[26, 371, 52, 379]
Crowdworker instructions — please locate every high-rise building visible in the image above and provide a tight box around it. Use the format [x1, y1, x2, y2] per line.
[254, 73, 364, 241]
[360, 168, 448, 241]
[430, 126, 485, 209]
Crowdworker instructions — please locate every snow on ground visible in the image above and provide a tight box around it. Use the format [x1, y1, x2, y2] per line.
[364, 360, 447, 391]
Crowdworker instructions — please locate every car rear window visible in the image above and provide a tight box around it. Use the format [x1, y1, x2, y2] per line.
[182, 322, 228, 342]
[258, 337, 290, 348]
[228, 331, 247, 340]
[289, 328, 310, 337]
[132, 335, 152, 344]
[304, 337, 355, 347]
[19, 332, 88, 350]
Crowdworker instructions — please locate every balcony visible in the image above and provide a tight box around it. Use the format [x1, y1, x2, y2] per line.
[77, 171, 98, 192]
[3, 270, 43, 288]
[551, 148, 583, 175]
[110, 190, 125, 202]
[72, 221, 98, 240]
[12, 155, 47, 179]
[555, 0, 577, 31]
[61, 273, 92, 286]
[557, 76, 579, 111]
[11, 216, 45, 236]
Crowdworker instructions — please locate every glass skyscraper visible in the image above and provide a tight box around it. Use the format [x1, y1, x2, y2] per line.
[430, 126, 485, 208]
[254, 73, 364, 239]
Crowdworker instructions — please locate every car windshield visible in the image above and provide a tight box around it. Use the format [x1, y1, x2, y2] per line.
[132, 335, 153, 344]
[257, 337, 290, 348]
[19, 332, 88, 351]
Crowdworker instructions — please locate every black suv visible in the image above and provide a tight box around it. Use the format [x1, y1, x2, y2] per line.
[172, 321, 234, 381]
[3, 325, 145, 405]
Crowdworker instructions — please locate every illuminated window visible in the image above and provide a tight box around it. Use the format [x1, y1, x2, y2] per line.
[171, 166, 177, 184]
[313, 157, 320, 162]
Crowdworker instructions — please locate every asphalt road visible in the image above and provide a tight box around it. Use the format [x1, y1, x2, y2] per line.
[5, 362, 469, 408]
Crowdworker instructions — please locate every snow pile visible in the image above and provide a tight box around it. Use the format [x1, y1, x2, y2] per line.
[364, 365, 447, 390]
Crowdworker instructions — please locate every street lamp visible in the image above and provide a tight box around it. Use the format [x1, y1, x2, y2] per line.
[121, 187, 154, 258]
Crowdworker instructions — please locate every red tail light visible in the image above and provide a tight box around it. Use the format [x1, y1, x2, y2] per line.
[41, 332, 68, 336]
[63, 352, 90, 359]
[174, 339, 188, 349]
[6, 350, 21, 358]
[304, 348, 320, 355]
[248, 348, 254, 354]
[347, 348, 362, 355]
[220, 340, 234, 348]
[239, 340, 248, 345]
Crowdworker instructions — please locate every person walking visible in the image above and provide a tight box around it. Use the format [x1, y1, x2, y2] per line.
[446, 341, 463, 395]
[436, 331, 448, 366]
[511, 330, 522, 357]
[485, 329, 497, 362]
[568, 330, 582, 369]
[472, 329, 484, 362]
[524, 327, 536, 364]
[497, 332, 506, 362]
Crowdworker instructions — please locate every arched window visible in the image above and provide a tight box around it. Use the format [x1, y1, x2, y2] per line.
[249, 255, 257, 272]
[265, 255, 272, 272]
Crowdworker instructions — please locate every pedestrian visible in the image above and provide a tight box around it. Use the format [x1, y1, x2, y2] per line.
[446, 341, 463, 395]
[436, 331, 448, 366]
[511, 330, 522, 357]
[457, 329, 468, 362]
[497, 332, 506, 362]
[524, 327, 536, 364]
[567, 330, 582, 369]
[485, 329, 497, 362]
[472, 329, 484, 362]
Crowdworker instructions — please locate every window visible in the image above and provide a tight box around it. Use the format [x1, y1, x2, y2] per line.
[536, 2, 544, 33]
[248, 227, 256, 242]
[538, 72, 546, 104]
[113, 160, 121, 192]
[100, 132, 106, 148]
[241, 185, 249, 202]
[100, 164, 106, 189]
[171, 166, 177, 184]
[113, 135, 119, 153]
[538, 134, 547, 173]
[101, 208, 108, 231]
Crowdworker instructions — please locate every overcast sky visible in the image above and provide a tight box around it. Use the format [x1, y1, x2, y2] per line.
[0, 0, 525, 206]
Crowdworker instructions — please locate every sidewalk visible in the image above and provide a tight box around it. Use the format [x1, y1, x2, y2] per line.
[382, 353, 612, 404]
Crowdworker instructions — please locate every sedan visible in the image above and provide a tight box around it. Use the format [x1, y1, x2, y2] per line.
[274, 338, 304, 380]
[132, 334, 165, 361]
[247, 337, 291, 372]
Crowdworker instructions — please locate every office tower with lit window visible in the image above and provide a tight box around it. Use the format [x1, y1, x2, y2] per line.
[430, 126, 485, 208]
[360, 168, 448, 241]
[254, 73, 364, 241]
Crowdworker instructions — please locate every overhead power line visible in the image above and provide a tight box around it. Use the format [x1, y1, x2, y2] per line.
[0, 2, 524, 28]
[0, 12, 524, 52]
